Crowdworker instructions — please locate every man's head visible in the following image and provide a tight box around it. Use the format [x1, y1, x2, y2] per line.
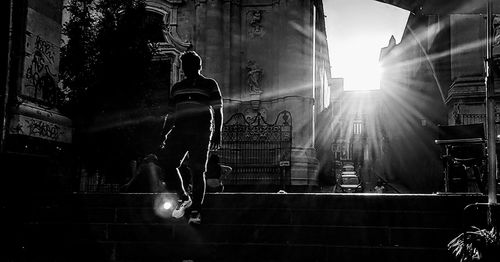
[180, 51, 202, 77]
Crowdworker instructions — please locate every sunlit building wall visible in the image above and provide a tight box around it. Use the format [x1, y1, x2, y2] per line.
[145, 0, 332, 188]
[378, 13, 453, 193]
[313, 2, 334, 187]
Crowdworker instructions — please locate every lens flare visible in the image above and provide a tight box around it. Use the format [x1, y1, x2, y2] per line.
[341, 49, 383, 91]
[162, 200, 173, 210]
[153, 193, 177, 218]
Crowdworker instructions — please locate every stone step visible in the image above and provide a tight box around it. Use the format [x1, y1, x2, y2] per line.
[3, 193, 498, 262]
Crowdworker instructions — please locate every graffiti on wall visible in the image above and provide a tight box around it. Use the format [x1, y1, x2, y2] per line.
[24, 33, 59, 106]
[26, 119, 62, 141]
[9, 114, 71, 143]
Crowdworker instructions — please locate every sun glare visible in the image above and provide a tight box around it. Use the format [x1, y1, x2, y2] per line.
[325, 0, 409, 91]
[343, 59, 382, 91]
[337, 46, 383, 91]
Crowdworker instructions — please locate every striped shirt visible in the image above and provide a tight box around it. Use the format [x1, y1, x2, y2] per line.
[167, 75, 222, 122]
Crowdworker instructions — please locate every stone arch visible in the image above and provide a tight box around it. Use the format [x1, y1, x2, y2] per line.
[145, 0, 192, 86]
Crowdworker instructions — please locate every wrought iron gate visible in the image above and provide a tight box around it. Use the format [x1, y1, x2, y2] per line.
[219, 110, 292, 187]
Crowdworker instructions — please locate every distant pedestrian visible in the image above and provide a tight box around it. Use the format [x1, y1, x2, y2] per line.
[205, 153, 232, 193]
[205, 153, 223, 192]
[374, 179, 385, 194]
[122, 154, 164, 193]
[159, 51, 223, 225]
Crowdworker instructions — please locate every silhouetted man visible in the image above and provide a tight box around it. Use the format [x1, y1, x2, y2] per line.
[159, 51, 223, 224]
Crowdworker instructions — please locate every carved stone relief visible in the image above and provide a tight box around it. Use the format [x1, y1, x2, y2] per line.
[247, 10, 265, 38]
[495, 104, 500, 124]
[145, 2, 191, 49]
[246, 60, 263, 94]
[452, 103, 461, 125]
[494, 15, 500, 56]
[494, 15, 500, 47]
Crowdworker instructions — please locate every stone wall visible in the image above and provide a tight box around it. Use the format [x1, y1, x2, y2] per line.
[7, 0, 71, 145]
[2, 0, 75, 193]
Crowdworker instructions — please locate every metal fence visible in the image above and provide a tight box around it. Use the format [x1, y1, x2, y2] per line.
[460, 114, 486, 125]
[219, 111, 292, 187]
[79, 172, 121, 193]
[460, 113, 500, 135]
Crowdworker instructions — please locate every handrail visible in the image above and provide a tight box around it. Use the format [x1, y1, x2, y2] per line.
[435, 138, 485, 144]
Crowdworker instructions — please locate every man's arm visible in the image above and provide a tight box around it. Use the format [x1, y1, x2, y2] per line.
[159, 114, 175, 149]
[160, 85, 177, 148]
[209, 79, 223, 150]
[211, 104, 223, 150]
[161, 114, 175, 134]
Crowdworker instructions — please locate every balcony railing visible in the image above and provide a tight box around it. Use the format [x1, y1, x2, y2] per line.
[460, 113, 500, 136]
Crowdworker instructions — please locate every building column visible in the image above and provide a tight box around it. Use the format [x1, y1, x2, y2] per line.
[194, 0, 207, 59]
[204, 0, 223, 84]
[221, 0, 231, 94]
[226, 0, 241, 103]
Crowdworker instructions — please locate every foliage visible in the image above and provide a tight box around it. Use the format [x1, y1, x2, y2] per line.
[93, 0, 157, 112]
[448, 226, 500, 262]
[60, 0, 164, 181]
[60, 0, 160, 118]
[59, 0, 98, 116]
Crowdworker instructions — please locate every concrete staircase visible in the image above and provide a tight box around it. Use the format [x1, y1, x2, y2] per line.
[3, 192, 498, 262]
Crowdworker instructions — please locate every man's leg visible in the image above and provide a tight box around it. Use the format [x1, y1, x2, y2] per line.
[158, 129, 189, 199]
[188, 131, 211, 214]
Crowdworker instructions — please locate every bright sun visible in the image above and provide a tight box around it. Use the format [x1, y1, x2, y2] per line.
[339, 49, 383, 91]
[343, 58, 382, 91]
[325, 0, 409, 92]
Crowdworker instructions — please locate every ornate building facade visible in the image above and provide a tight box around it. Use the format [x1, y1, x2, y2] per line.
[143, 0, 331, 188]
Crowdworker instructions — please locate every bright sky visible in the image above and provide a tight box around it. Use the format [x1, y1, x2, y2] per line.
[323, 0, 409, 91]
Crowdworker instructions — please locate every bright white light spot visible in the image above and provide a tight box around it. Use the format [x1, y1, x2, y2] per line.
[344, 60, 382, 91]
[162, 201, 173, 210]
[153, 194, 178, 218]
[324, 0, 409, 91]
[335, 43, 383, 91]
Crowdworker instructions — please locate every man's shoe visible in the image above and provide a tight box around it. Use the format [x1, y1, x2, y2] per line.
[172, 197, 192, 218]
[188, 210, 201, 225]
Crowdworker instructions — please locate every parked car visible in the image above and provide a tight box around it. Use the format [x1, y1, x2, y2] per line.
[335, 162, 355, 183]
[338, 173, 363, 193]
[341, 163, 355, 172]
[335, 163, 362, 193]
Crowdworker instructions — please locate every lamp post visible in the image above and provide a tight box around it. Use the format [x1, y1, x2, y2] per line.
[485, 0, 498, 205]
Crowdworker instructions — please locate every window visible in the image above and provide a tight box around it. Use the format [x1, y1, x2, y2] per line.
[353, 121, 363, 135]
[145, 11, 165, 42]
